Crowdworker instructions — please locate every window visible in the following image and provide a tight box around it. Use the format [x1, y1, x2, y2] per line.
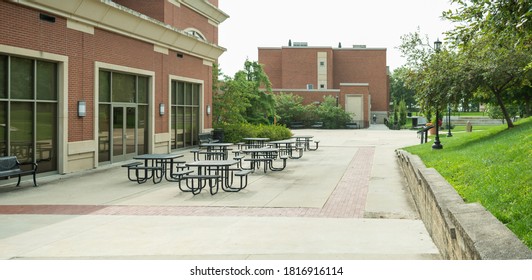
[320, 61, 325, 67]
[185, 29, 206, 41]
[0, 55, 58, 173]
[306, 84, 314, 90]
[171, 81, 200, 149]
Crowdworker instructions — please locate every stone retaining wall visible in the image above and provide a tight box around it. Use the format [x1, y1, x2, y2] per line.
[396, 150, 531, 259]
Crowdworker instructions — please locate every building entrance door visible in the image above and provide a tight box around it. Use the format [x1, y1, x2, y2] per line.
[345, 95, 363, 123]
[112, 105, 136, 162]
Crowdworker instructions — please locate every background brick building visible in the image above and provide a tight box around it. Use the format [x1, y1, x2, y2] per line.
[0, 0, 228, 174]
[259, 43, 389, 128]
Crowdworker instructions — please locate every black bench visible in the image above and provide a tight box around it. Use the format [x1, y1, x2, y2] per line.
[121, 162, 163, 184]
[308, 140, 320, 151]
[243, 158, 274, 173]
[345, 122, 358, 129]
[0, 156, 38, 187]
[199, 132, 219, 144]
[311, 121, 323, 128]
[233, 169, 254, 190]
[179, 174, 221, 195]
[289, 121, 305, 129]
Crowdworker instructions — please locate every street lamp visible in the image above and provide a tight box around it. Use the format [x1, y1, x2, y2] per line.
[447, 105, 453, 137]
[432, 38, 443, 150]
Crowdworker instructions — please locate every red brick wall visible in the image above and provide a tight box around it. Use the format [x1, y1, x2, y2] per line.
[114, 0, 218, 44]
[113, 0, 165, 22]
[339, 84, 370, 128]
[258, 48, 282, 88]
[259, 46, 389, 115]
[333, 49, 388, 112]
[280, 48, 322, 89]
[0, 2, 213, 141]
[164, 2, 218, 44]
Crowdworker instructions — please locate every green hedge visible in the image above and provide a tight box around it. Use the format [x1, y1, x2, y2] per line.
[215, 123, 292, 143]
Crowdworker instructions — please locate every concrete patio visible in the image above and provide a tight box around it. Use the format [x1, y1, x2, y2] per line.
[0, 125, 440, 260]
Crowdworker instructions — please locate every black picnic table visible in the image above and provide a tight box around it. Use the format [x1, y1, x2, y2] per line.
[129, 153, 184, 183]
[181, 160, 242, 195]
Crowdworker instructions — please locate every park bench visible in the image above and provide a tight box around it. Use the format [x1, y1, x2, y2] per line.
[199, 132, 218, 144]
[0, 156, 38, 187]
[289, 121, 305, 129]
[311, 121, 323, 128]
[345, 122, 358, 129]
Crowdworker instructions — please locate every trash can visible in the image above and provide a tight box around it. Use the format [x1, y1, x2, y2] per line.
[212, 128, 224, 142]
[412, 117, 418, 127]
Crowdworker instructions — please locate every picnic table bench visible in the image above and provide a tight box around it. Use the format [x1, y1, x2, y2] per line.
[0, 156, 38, 187]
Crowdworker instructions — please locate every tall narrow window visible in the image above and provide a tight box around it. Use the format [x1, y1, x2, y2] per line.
[171, 80, 201, 149]
[0, 55, 58, 172]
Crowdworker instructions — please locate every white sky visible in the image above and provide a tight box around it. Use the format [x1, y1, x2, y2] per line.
[218, 0, 456, 77]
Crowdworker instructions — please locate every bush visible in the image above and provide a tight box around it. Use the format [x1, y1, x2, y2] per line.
[274, 93, 352, 129]
[214, 123, 292, 143]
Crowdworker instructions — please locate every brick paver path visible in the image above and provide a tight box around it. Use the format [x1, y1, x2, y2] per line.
[0, 147, 374, 219]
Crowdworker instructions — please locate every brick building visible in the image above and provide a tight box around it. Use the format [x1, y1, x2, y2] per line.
[0, 0, 228, 175]
[258, 43, 389, 128]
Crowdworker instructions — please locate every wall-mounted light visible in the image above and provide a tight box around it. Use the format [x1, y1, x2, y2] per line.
[78, 101, 86, 117]
[159, 103, 165, 116]
[206, 104, 211, 115]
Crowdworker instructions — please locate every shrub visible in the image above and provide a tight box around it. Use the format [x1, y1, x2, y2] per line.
[214, 123, 292, 143]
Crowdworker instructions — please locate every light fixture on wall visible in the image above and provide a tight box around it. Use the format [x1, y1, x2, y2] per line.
[206, 104, 211, 115]
[78, 101, 86, 117]
[159, 103, 165, 116]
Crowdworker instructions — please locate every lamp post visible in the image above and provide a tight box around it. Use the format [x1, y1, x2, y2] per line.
[447, 105, 453, 137]
[432, 39, 443, 150]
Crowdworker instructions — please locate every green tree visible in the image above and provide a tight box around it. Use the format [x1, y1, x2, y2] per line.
[390, 67, 417, 111]
[213, 60, 277, 125]
[273, 92, 306, 125]
[242, 60, 276, 125]
[398, 99, 408, 126]
[442, 0, 532, 127]
[315, 96, 352, 129]
[213, 70, 252, 125]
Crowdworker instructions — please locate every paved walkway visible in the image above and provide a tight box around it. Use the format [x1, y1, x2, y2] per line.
[0, 125, 440, 259]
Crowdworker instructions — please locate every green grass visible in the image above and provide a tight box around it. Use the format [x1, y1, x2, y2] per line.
[403, 117, 532, 248]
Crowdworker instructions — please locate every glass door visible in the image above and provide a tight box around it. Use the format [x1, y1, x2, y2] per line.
[112, 105, 136, 162]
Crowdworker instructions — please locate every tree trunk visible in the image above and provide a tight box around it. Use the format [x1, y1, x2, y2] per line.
[493, 90, 514, 128]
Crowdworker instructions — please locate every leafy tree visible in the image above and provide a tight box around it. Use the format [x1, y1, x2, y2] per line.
[213, 70, 252, 125]
[390, 67, 416, 111]
[213, 60, 276, 125]
[273, 93, 306, 125]
[398, 99, 408, 126]
[315, 96, 352, 129]
[442, 0, 532, 127]
[242, 60, 276, 125]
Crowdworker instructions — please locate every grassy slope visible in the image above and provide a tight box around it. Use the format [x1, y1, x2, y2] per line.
[403, 117, 531, 248]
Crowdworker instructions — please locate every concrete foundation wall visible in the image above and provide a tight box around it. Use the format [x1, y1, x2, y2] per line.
[396, 150, 531, 259]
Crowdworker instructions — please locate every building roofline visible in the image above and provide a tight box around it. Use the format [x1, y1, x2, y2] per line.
[340, 83, 370, 86]
[258, 47, 386, 51]
[10, 0, 226, 62]
[272, 89, 341, 93]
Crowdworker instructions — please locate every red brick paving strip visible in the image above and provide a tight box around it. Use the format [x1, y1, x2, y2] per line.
[0, 147, 374, 219]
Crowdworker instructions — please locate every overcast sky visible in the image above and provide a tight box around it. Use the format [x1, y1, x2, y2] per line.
[218, 0, 456, 77]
